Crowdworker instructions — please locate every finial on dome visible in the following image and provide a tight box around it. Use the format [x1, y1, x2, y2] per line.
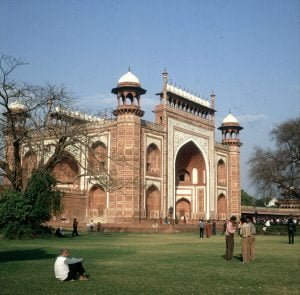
[128, 66, 131, 72]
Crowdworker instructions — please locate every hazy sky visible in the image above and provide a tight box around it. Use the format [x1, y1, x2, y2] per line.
[1, 0, 299, 195]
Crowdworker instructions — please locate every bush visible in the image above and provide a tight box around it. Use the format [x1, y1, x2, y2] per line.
[3, 222, 53, 239]
[256, 224, 294, 235]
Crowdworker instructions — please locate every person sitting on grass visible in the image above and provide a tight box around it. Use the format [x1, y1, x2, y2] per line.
[54, 249, 89, 281]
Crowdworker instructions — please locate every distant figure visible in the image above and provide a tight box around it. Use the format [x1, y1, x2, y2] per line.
[212, 220, 217, 235]
[54, 248, 88, 281]
[55, 227, 64, 238]
[199, 219, 205, 238]
[205, 220, 212, 238]
[90, 220, 94, 232]
[97, 222, 102, 232]
[225, 216, 237, 261]
[71, 218, 79, 237]
[287, 217, 296, 244]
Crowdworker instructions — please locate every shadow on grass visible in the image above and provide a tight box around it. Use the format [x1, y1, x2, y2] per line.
[221, 254, 243, 262]
[0, 248, 56, 263]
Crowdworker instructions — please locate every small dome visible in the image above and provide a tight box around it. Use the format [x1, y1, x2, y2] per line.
[8, 101, 27, 112]
[117, 70, 141, 86]
[222, 113, 239, 124]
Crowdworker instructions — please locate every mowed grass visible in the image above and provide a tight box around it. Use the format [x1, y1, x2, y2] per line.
[0, 232, 299, 295]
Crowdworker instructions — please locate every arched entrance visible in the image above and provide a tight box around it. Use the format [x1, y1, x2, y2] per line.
[146, 185, 160, 219]
[176, 198, 191, 218]
[175, 141, 206, 219]
[89, 186, 106, 218]
[217, 194, 227, 220]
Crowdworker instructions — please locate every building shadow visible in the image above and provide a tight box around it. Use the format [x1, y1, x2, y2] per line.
[0, 248, 56, 263]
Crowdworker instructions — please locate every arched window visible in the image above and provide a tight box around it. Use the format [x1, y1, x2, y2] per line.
[146, 144, 160, 177]
[217, 159, 227, 186]
[177, 169, 191, 184]
[126, 93, 133, 105]
[192, 168, 198, 184]
[217, 194, 227, 220]
[89, 185, 106, 217]
[88, 141, 107, 174]
[52, 153, 80, 188]
[146, 185, 161, 219]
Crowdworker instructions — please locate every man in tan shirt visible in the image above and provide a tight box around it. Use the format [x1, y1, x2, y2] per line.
[240, 217, 251, 263]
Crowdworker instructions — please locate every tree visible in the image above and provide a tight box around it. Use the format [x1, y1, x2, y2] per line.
[241, 190, 255, 206]
[248, 117, 300, 199]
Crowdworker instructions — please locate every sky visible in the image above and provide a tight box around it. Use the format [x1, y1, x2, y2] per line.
[1, 0, 299, 196]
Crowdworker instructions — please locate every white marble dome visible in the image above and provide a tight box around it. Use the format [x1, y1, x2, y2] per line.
[8, 101, 28, 112]
[222, 113, 239, 124]
[118, 70, 140, 86]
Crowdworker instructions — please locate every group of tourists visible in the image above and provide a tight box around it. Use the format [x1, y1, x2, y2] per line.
[53, 215, 297, 282]
[198, 219, 217, 238]
[223, 215, 297, 263]
[224, 216, 256, 263]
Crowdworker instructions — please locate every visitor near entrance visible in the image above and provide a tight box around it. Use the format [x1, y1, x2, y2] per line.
[54, 249, 89, 281]
[247, 216, 256, 261]
[71, 218, 79, 237]
[287, 217, 296, 244]
[199, 219, 205, 238]
[205, 220, 212, 238]
[225, 216, 237, 261]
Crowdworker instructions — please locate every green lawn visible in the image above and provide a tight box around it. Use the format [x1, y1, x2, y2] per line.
[0, 232, 299, 295]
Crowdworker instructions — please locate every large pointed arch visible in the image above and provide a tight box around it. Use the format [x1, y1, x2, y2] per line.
[88, 141, 107, 173]
[88, 185, 106, 218]
[176, 198, 191, 218]
[146, 143, 161, 177]
[145, 185, 161, 219]
[52, 152, 80, 188]
[217, 193, 227, 220]
[175, 141, 206, 186]
[217, 159, 227, 186]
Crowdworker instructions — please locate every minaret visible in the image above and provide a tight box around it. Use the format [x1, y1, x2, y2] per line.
[218, 113, 243, 217]
[111, 69, 146, 119]
[110, 69, 146, 222]
[162, 68, 168, 103]
[210, 91, 216, 122]
[218, 113, 243, 146]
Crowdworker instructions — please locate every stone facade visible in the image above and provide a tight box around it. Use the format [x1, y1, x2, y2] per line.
[17, 70, 243, 224]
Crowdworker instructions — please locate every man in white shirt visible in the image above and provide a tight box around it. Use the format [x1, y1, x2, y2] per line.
[54, 249, 88, 281]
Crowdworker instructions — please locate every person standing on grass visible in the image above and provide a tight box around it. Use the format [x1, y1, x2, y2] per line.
[287, 217, 296, 244]
[54, 249, 89, 281]
[225, 216, 237, 261]
[199, 219, 205, 238]
[71, 218, 79, 237]
[205, 220, 212, 238]
[240, 217, 251, 264]
[212, 220, 217, 235]
[247, 216, 256, 261]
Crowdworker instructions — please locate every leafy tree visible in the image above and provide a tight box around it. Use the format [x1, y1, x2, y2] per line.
[0, 169, 62, 238]
[241, 189, 255, 206]
[23, 169, 62, 226]
[248, 117, 300, 199]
